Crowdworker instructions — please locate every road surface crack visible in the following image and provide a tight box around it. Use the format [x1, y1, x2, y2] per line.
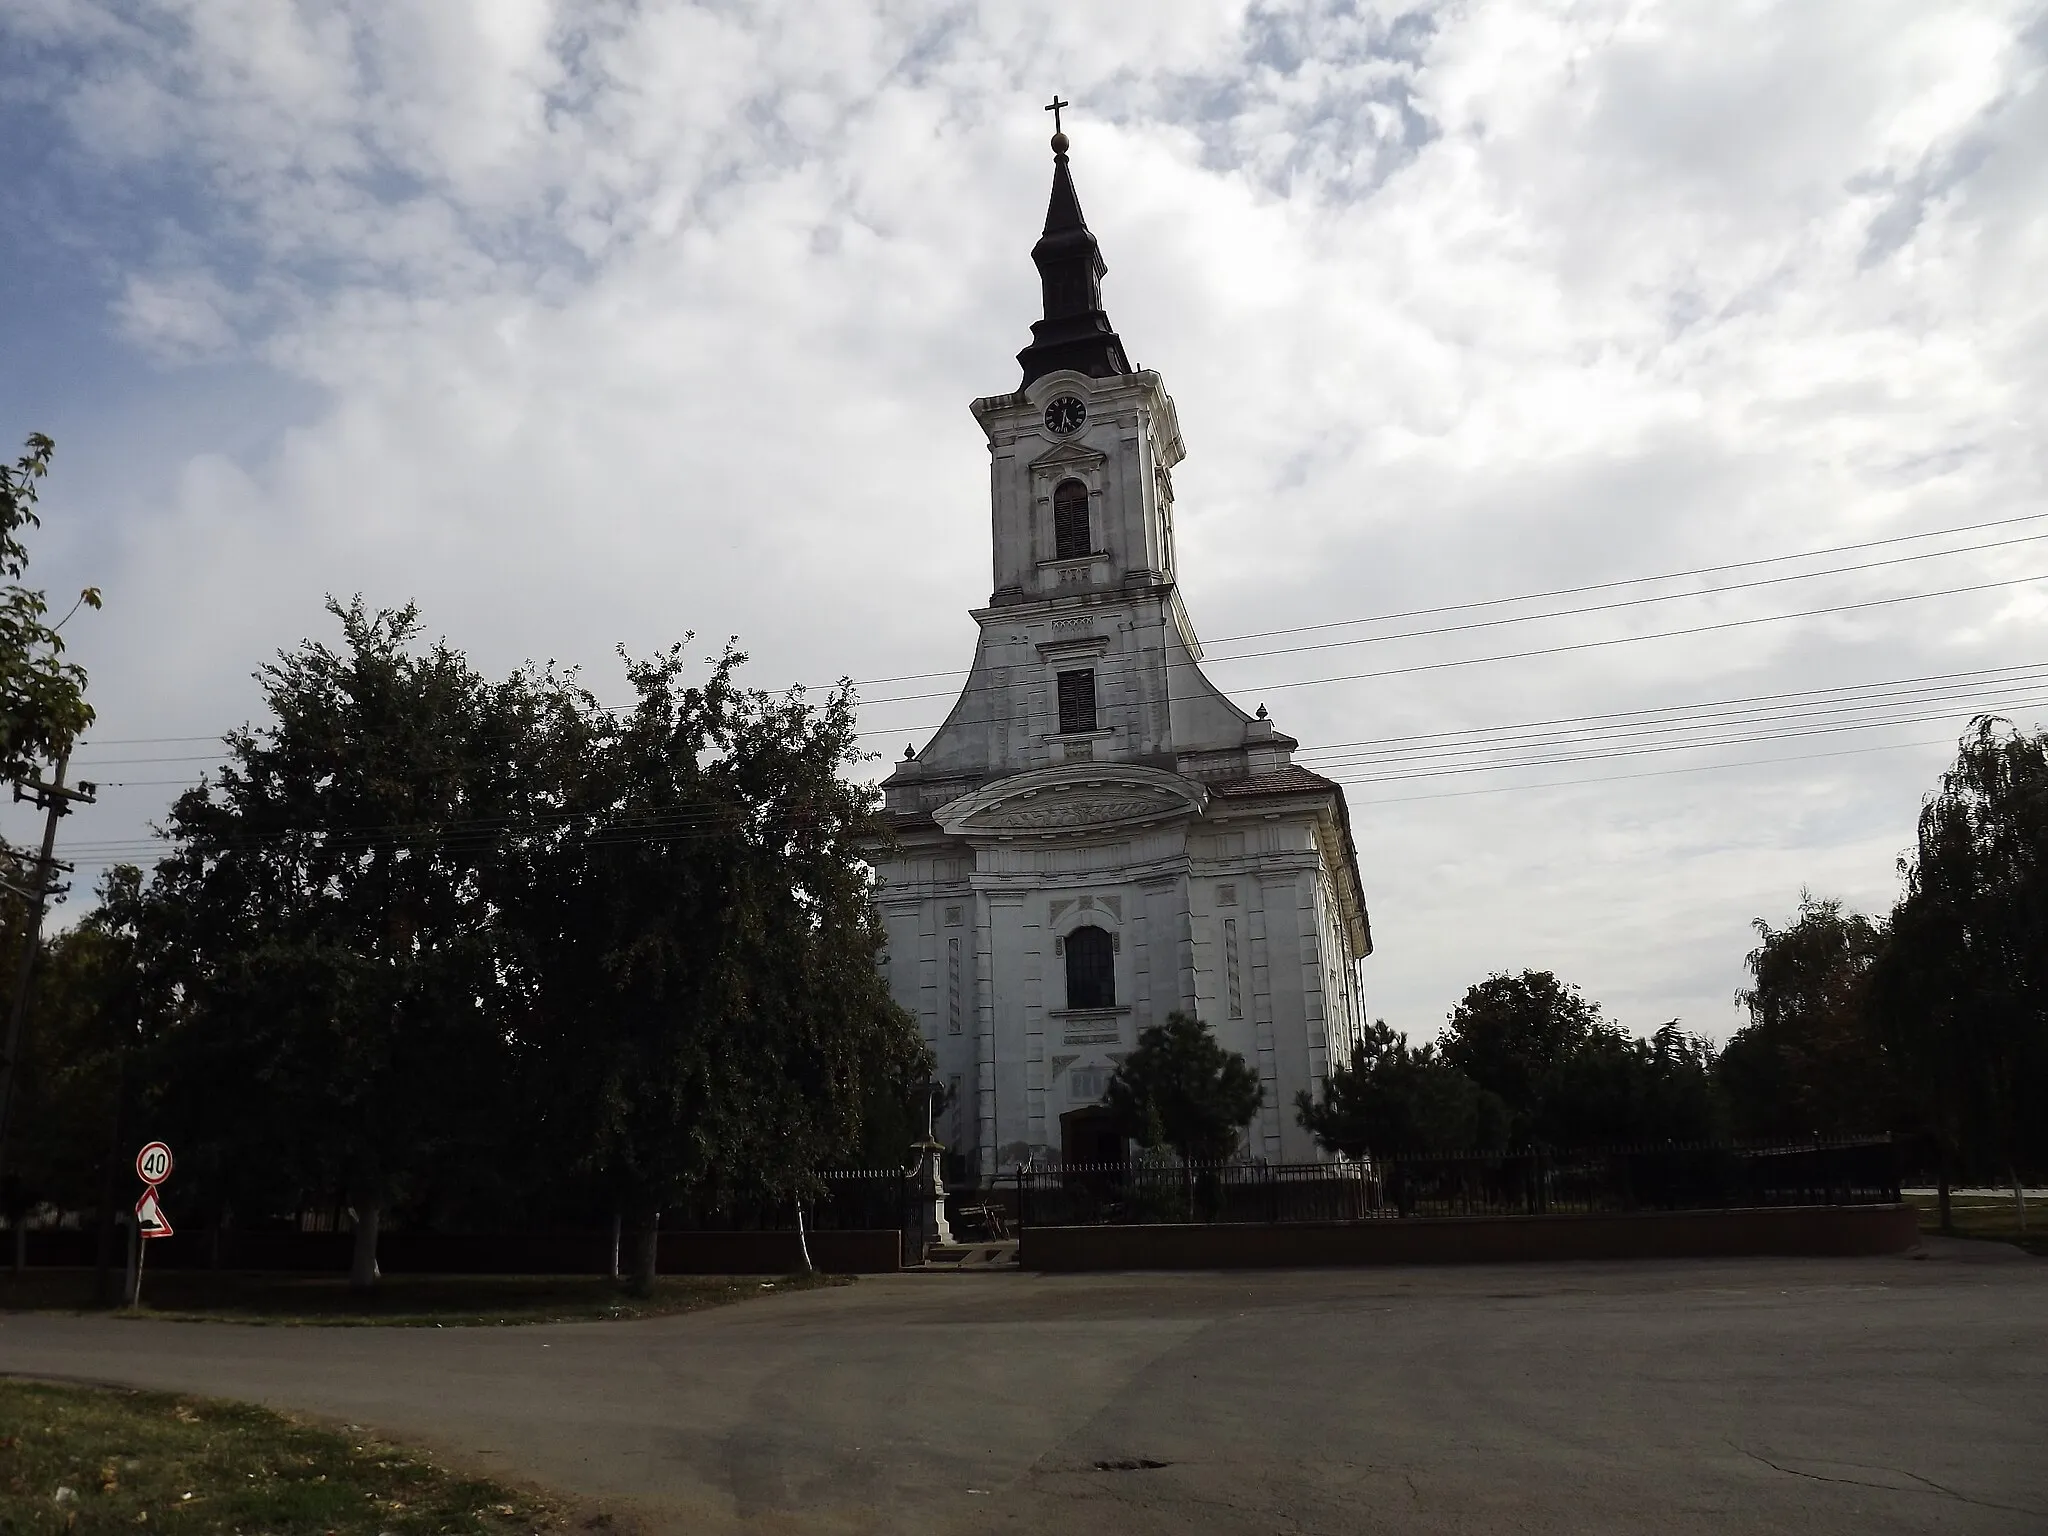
[1730, 1443, 2045, 1517]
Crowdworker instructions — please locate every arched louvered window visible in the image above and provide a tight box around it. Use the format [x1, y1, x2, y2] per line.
[1053, 479, 1091, 560]
[1065, 925, 1115, 1009]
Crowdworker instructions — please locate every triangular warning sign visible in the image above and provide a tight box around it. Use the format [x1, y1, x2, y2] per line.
[135, 1188, 174, 1239]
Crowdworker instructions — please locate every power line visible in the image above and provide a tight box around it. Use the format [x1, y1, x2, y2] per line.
[1194, 533, 2048, 670]
[1295, 671, 2048, 769]
[60, 690, 2031, 865]
[1336, 736, 1958, 807]
[1311, 696, 2048, 782]
[54, 796, 841, 862]
[1203, 511, 2048, 647]
[54, 726, 1981, 868]
[1287, 662, 2048, 757]
[852, 569, 2048, 721]
[82, 662, 2048, 801]
[841, 510, 2048, 689]
[1218, 573, 2048, 703]
[69, 511, 2048, 751]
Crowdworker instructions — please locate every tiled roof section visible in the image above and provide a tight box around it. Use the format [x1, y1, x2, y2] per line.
[1208, 765, 1342, 798]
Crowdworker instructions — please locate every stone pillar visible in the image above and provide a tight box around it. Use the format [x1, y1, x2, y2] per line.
[911, 1138, 954, 1255]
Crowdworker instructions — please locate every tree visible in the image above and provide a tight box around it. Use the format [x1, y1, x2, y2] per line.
[1720, 894, 1891, 1139]
[1105, 1012, 1262, 1165]
[1295, 1020, 1506, 1159]
[1439, 971, 1603, 1143]
[507, 642, 925, 1294]
[0, 433, 100, 785]
[0, 430, 102, 1217]
[1429, 972, 1724, 1149]
[149, 599, 545, 1290]
[1868, 717, 2048, 1210]
[1532, 1020, 1723, 1147]
[0, 868, 145, 1282]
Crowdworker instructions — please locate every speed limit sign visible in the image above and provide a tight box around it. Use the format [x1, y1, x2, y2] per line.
[136, 1141, 173, 1186]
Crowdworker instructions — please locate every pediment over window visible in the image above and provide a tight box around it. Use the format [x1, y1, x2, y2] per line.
[935, 764, 1206, 838]
[1027, 439, 1108, 474]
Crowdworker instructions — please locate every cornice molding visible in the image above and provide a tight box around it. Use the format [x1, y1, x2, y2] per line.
[935, 762, 1206, 840]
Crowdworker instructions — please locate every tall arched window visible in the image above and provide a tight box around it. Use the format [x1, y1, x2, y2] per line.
[1053, 479, 1091, 560]
[1065, 925, 1115, 1009]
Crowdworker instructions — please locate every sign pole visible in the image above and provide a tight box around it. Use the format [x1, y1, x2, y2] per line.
[127, 1142, 174, 1308]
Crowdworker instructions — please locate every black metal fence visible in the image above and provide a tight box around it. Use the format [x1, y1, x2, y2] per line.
[812, 1169, 916, 1231]
[1369, 1138, 1900, 1219]
[992, 1138, 1901, 1228]
[1004, 1160, 1371, 1228]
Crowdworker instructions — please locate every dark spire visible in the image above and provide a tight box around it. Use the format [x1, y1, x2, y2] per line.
[1016, 110, 1132, 388]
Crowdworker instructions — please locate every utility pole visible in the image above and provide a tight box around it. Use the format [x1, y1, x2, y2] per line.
[0, 748, 97, 1185]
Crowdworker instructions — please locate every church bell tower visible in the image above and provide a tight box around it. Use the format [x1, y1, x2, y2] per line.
[875, 111, 1373, 1179]
[1016, 111, 1130, 387]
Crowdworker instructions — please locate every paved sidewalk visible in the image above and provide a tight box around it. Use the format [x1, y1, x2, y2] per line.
[4, 1246, 2044, 1535]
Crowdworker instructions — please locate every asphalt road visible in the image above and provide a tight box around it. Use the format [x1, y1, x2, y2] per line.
[5, 1242, 2044, 1535]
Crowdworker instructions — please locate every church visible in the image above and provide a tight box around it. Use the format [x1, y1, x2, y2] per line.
[877, 115, 1373, 1176]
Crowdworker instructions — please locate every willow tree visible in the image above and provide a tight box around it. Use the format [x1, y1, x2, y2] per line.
[1870, 717, 2048, 1224]
[1722, 895, 1892, 1140]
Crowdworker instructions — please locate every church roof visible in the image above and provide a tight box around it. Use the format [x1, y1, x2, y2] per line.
[1211, 765, 1374, 956]
[1016, 127, 1132, 387]
[1207, 765, 1345, 798]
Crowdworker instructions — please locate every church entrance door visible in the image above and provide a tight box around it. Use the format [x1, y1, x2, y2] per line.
[1060, 1106, 1124, 1168]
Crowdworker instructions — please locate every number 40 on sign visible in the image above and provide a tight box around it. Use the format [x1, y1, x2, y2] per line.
[134, 1141, 174, 1239]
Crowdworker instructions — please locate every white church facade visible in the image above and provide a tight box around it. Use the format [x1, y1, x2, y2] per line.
[876, 122, 1372, 1177]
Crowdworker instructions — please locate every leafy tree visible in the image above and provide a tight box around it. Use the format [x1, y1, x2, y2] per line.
[1532, 1021, 1723, 1147]
[1105, 1011, 1261, 1165]
[1295, 1020, 1506, 1158]
[1720, 894, 1891, 1139]
[0, 433, 100, 785]
[0, 868, 145, 1282]
[507, 643, 925, 1293]
[1868, 717, 2048, 1203]
[149, 600, 547, 1290]
[1439, 970, 1603, 1143]
[0, 431, 103, 1210]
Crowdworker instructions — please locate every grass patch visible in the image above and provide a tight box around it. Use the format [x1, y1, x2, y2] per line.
[1904, 1191, 2048, 1257]
[0, 1270, 851, 1326]
[0, 1377, 591, 1535]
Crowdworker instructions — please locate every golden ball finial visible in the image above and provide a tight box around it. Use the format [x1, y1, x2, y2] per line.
[1050, 130, 1069, 154]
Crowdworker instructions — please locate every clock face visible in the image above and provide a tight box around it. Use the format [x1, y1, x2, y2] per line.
[1044, 395, 1087, 436]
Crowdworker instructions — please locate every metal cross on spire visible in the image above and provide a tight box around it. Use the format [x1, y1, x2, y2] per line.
[1044, 95, 1069, 135]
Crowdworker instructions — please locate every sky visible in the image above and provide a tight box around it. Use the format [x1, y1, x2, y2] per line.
[2, 0, 2044, 1044]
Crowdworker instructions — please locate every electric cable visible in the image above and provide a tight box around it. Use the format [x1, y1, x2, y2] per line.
[57, 688, 2042, 866]
[851, 569, 2048, 722]
[840, 510, 2048, 689]
[1336, 736, 1958, 807]
[69, 512, 2048, 750]
[1295, 674, 2048, 770]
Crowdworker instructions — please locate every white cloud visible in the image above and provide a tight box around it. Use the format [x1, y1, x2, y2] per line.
[9, 0, 2047, 1041]
[113, 268, 242, 356]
